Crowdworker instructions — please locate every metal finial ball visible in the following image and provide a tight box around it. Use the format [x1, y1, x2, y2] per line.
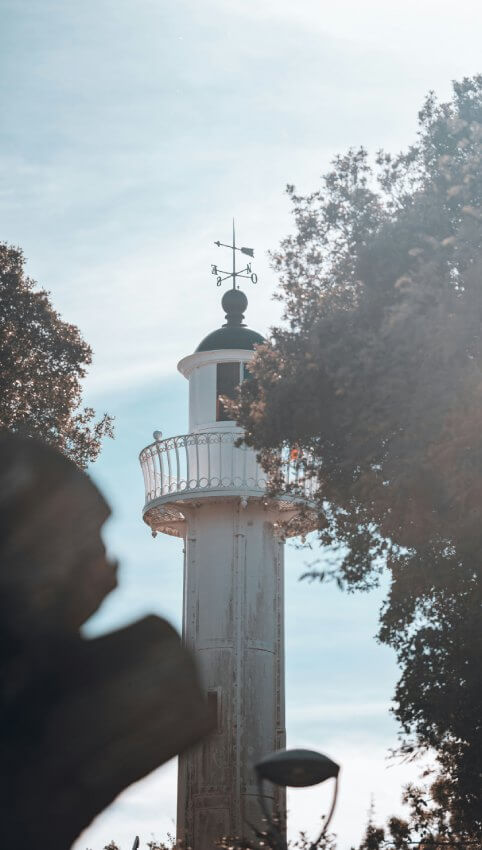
[153, 430, 163, 442]
[222, 288, 248, 316]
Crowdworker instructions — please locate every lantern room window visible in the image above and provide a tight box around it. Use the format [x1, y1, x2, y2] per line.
[216, 361, 252, 421]
[216, 362, 240, 421]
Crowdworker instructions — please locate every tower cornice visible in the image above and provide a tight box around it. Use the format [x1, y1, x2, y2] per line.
[178, 347, 255, 379]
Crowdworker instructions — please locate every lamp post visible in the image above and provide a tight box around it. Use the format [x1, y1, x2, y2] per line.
[254, 749, 340, 850]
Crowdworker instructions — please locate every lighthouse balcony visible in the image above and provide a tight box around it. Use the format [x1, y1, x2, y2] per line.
[139, 431, 316, 537]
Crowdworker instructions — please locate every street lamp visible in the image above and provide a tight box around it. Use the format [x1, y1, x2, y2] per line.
[254, 748, 340, 850]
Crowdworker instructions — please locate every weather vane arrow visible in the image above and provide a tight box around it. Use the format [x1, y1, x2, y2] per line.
[211, 220, 258, 289]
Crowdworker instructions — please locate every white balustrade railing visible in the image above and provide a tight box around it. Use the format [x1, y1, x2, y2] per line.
[139, 431, 315, 505]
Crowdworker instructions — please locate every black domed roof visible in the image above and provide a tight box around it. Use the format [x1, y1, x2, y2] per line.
[197, 326, 265, 352]
[196, 288, 265, 352]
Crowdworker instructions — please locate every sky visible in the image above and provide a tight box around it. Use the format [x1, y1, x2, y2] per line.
[1, 1, 481, 848]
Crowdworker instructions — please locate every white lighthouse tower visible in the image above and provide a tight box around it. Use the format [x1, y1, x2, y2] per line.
[139, 232, 314, 850]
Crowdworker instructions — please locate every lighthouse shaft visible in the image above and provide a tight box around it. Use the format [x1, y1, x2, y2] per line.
[177, 498, 286, 848]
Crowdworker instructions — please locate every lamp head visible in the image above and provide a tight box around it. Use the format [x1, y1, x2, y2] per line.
[255, 748, 339, 788]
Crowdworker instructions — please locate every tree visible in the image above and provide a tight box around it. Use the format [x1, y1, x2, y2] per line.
[234, 77, 482, 837]
[349, 776, 480, 849]
[0, 242, 113, 467]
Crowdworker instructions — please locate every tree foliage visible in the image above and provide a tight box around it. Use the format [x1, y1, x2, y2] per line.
[0, 242, 113, 467]
[351, 777, 477, 849]
[234, 77, 482, 836]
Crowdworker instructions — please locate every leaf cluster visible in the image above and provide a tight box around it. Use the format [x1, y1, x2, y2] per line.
[0, 242, 113, 467]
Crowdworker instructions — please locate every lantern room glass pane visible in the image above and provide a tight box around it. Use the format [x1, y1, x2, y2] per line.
[216, 362, 240, 421]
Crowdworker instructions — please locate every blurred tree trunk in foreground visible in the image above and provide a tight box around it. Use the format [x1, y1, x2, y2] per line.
[0, 435, 214, 850]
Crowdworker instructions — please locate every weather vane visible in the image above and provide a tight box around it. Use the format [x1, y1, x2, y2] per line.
[211, 220, 258, 289]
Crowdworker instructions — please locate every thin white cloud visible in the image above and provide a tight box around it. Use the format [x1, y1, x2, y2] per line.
[289, 700, 391, 722]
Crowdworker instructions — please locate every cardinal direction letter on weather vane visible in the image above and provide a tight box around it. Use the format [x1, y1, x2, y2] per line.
[211, 220, 258, 289]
